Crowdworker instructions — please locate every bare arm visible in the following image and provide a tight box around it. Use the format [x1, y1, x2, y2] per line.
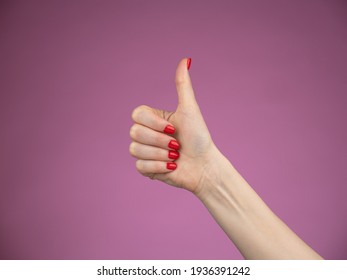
[195, 146, 322, 259]
[129, 58, 323, 259]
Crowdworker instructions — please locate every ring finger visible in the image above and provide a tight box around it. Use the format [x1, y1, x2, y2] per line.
[129, 142, 180, 161]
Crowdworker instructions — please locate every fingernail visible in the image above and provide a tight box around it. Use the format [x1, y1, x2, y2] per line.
[167, 162, 177, 170]
[187, 58, 192, 70]
[168, 150, 179, 160]
[168, 140, 180, 150]
[164, 124, 175, 134]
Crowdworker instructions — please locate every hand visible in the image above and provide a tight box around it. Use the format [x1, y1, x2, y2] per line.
[129, 58, 323, 260]
[129, 58, 221, 194]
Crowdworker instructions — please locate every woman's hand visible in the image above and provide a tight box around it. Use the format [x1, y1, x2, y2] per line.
[129, 58, 323, 259]
[129, 58, 220, 194]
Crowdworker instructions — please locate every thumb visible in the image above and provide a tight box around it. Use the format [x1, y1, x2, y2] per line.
[175, 58, 199, 110]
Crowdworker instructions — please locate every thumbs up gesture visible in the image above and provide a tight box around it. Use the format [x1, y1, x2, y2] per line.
[130, 58, 222, 194]
[129, 58, 323, 260]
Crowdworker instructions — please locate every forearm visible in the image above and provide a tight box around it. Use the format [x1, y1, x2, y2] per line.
[195, 147, 323, 260]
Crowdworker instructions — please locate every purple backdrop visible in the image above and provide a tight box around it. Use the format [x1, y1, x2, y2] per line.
[1, 0, 346, 259]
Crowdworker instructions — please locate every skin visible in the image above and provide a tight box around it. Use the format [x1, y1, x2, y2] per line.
[129, 58, 323, 260]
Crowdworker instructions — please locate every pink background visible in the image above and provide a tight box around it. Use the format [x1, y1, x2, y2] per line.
[1, 0, 347, 259]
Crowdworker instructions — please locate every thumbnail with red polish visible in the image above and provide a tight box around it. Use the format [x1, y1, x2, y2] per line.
[168, 140, 180, 150]
[187, 58, 192, 70]
[167, 162, 177, 170]
[164, 125, 175, 134]
[168, 150, 179, 160]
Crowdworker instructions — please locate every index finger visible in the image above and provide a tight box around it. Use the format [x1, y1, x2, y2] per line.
[131, 105, 175, 134]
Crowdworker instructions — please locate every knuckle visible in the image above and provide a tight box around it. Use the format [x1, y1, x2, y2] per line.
[129, 124, 139, 139]
[129, 142, 137, 156]
[131, 105, 149, 122]
[135, 160, 144, 173]
[131, 107, 140, 122]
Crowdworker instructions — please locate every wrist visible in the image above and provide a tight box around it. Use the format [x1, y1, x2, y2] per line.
[193, 145, 237, 201]
[194, 144, 251, 218]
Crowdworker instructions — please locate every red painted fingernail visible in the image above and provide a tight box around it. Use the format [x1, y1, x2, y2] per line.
[168, 140, 180, 150]
[167, 162, 177, 170]
[168, 150, 179, 160]
[164, 124, 175, 134]
[187, 58, 192, 70]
